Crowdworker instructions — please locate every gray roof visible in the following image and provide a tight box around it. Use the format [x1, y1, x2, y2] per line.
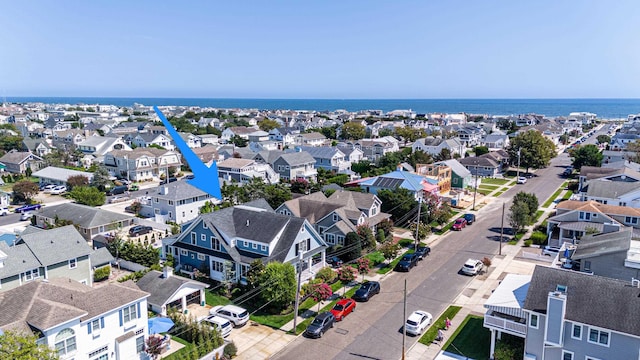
[136, 270, 208, 307]
[277, 151, 315, 166]
[32, 166, 94, 183]
[295, 146, 343, 160]
[17, 225, 92, 266]
[35, 203, 133, 229]
[524, 265, 640, 337]
[202, 207, 290, 244]
[585, 180, 640, 198]
[0, 278, 148, 333]
[90, 247, 115, 268]
[458, 156, 499, 168]
[0, 151, 41, 165]
[153, 181, 209, 201]
[22, 138, 52, 151]
[572, 228, 632, 260]
[434, 159, 472, 178]
[0, 242, 41, 280]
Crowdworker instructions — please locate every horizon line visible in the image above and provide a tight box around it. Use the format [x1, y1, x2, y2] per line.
[4, 96, 640, 101]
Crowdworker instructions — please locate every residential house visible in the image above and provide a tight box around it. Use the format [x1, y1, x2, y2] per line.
[163, 199, 328, 283]
[601, 149, 636, 165]
[136, 267, 209, 316]
[342, 137, 400, 162]
[412, 137, 465, 158]
[482, 132, 510, 150]
[130, 133, 175, 151]
[545, 200, 640, 248]
[21, 138, 53, 157]
[33, 166, 95, 187]
[522, 266, 640, 360]
[354, 169, 438, 200]
[434, 159, 473, 189]
[0, 225, 93, 291]
[336, 145, 365, 164]
[0, 277, 149, 360]
[445, 124, 484, 147]
[247, 130, 270, 143]
[269, 127, 299, 147]
[458, 155, 503, 177]
[179, 132, 202, 148]
[77, 136, 131, 158]
[276, 191, 390, 247]
[271, 151, 317, 182]
[414, 163, 452, 195]
[104, 148, 182, 181]
[139, 181, 217, 224]
[216, 158, 280, 184]
[0, 150, 44, 174]
[52, 129, 93, 150]
[220, 126, 255, 143]
[34, 203, 135, 241]
[578, 165, 640, 206]
[295, 146, 350, 173]
[294, 132, 327, 147]
[192, 144, 221, 167]
[198, 134, 220, 146]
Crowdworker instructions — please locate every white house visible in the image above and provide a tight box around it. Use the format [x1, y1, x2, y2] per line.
[139, 181, 218, 224]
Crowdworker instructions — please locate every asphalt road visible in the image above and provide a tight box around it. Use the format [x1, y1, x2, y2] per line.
[273, 144, 582, 360]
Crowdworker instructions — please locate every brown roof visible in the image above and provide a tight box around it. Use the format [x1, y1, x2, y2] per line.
[110, 147, 172, 159]
[217, 158, 255, 168]
[556, 200, 640, 217]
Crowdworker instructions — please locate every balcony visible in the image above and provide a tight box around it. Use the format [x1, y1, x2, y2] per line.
[484, 312, 527, 337]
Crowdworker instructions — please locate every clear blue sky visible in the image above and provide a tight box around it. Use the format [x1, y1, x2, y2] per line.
[1, 1, 639, 98]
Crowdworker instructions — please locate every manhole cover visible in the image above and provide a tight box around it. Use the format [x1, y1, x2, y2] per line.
[335, 328, 349, 335]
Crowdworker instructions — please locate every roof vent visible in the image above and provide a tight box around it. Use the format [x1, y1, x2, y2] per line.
[556, 284, 567, 294]
[246, 220, 250, 226]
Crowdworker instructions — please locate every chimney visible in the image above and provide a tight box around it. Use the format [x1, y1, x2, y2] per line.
[163, 266, 173, 279]
[160, 186, 168, 195]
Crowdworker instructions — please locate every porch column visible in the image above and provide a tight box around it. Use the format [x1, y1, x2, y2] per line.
[181, 296, 187, 313]
[489, 329, 496, 360]
[321, 251, 326, 266]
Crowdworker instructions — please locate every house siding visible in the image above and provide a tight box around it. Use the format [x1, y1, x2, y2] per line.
[47, 255, 92, 286]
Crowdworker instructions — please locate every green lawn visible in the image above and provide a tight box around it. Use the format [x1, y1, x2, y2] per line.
[534, 210, 544, 222]
[542, 187, 564, 208]
[204, 290, 231, 307]
[377, 249, 415, 274]
[418, 306, 462, 345]
[163, 336, 196, 360]
[493, 190, 505, 197]
[478, 184, 500, 190]
[365, 251, 385, 265]
[479, 178, 510, 185]
[475, 188, 493, 196]
[443, 315, 491, 360]
[562, 190, 573, 200]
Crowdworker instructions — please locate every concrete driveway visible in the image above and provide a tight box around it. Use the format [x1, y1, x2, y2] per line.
[229, 322, 296, 360]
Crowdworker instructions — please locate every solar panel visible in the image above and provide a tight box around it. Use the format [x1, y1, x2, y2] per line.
[373, 177, 403, 189]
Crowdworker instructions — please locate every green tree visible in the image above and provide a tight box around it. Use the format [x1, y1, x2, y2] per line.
[340, 122, 366, 140]
[434, 148, 452, 162]
[351, 160, 372, 175]
[377, 188, 417, 221]
[395, 126, 424, 145]
[230, 135, 248, 147]
[569, 144, 603, 169]
[410, 222, 431, 242]
[258, 119, 280, 131]
[356, 225, 375, 249]
[508, 130, 557, 173]
[319, 125, 338, 139]
[513, 191, 538, 220]
[473, 146, 489, 156]
[12, 180, 39, 204]
[91, 165, 112, 191]
[596, 135, 611, 144]
[0, 330, 59, 360]
[0, 135, 24, 153]
[258, 262, 297, 311]
[509, 201, 531, 234]
[356, 257, 370, 282]
[263, 183, 292, 209]
[336, 265, 356, 295]
[244, 259, 266, 291]
[308, 282, 333, 312]
[380, 241, 399, 264]
[343, 232, 363, 262]
[66, 174, 89, 190]
[199, 201, 215, 214]
[69, 186, 106, 206]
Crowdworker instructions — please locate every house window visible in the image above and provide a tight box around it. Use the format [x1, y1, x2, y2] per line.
[252, 243, 257, 249]
[136, 335, 145, 353]
[181, 249, 188, 256]
[203, 222, 207, 229]
[89, 345, 108, 359]
[168, 200, 174, 205]
[24, 268, 40, 281]
[201, 234, 206, 241]
[55, 328, 76, 356]
[123, 304, 138, 323]
[584, 260, 591, 272]
[261, 245, 266, 252]
[337, 235, 345, 246]
[212, 261, 224, 272]
[212, 237, 221, 251]
[325, 234, 335, 244]
[571, 324, 582, 339]
[620, 202, 627, 206]
[625, 216, 638, 225]
[191, 232, 197, 245]
[198, 254, 205, 261]
[155, 197, 159, 203]
[91, 319, 102, 333]
[585, 357, 602, 360]
[579, 212, 591, 221]
[69, 258, 77, 269]
[529, 314, 538, 329]
[333, 214, 338, 221]
[588, 328, 610, 346]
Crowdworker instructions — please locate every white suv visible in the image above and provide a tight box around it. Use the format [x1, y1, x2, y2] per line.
[0, 207, 8, 216]
[209, 305, 249, 327]
[461, 259, 483, 276]
[201, 315, 232, 337]
[542, 246, 561, 256]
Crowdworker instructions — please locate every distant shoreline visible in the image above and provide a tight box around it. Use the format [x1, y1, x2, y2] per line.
[5, 97, 640, 118]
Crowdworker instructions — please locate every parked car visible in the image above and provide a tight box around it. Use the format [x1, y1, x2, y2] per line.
[414, 246, 431, 260]
[20, 211, 34, 221]
[49, 185, 67, 195]
[353, 281, 381, 302]
[106, 185, 128, 196]
[395, 254, 418, 272]
[517, 177, 527, 184]
[542, 246, 561, 256]
[405, 310, 433, 336]
[40, 184, 55, 192]
[330, 299, 356, 321]
[161, 177, 177, 184]
[0, 207, 8, 216]
[562, 168, 572, 177]
[15, 204, 41, 213]
[463, 213, 476, 225]
[201, 315, 232, 338]
[209, 305, 250, 327]
[304, 312, 335, 338]
[129, 184, 139, 191]
[128, 225, 153, 237]
[184, 174, 195, 180]
[452, 218, 467, 231]
[327, 256, 343, 268]
[109, 195, 130, 204]
[460, 259, 483, 276]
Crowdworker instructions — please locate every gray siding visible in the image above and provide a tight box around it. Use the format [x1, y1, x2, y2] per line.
[0, 274, 21, 291]
[47, 255, 91, 285]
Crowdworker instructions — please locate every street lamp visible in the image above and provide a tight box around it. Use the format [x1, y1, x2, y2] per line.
[516, 148, 521, 179]
[472, 158, 479, 210]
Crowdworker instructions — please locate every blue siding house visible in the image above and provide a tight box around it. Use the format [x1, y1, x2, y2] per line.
[163, 199, 328, 282]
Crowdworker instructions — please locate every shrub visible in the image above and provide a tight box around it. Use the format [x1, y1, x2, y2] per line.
[224, 341, 238, 358]
[315, 267, 336, 283]
[524, 240, 532, 247]
[529, 231, 547, 245]
[398, 238, 413, 248]
[93, 265, 111, 282]
[301, 278, 322, 297]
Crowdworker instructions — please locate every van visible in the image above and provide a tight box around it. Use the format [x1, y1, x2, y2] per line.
[106, 185, 128, 196]
[210, 305, 249, 327]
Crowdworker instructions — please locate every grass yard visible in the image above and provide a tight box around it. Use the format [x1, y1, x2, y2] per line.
[205, 290, 231, 307]
[478, 184, 500, 190]
[418, 306, 462, 345]
[534, 210, 544, 222]
[542, 187, 564, 208]
[562, 190, 573, 200]
[475, 188, 493, 196]
[443, 315, 491, 360]
[493, 190, 505, 197]
[163, 336, 196, 360]
[480, 178, 510, 185]
[365, 251, 385, 265]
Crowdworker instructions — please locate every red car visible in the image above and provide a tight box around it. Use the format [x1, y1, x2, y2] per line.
[330, 299, 356, 321]
[452, 218, 467, 231]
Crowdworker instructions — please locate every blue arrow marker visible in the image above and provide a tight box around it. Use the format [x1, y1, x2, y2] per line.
[154, 106, 222, 199]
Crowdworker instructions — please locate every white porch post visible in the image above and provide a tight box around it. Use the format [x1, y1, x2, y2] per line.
[321, 251, 326, 266]
[490, 329, 496, 360]
[181, 296, 187, 313]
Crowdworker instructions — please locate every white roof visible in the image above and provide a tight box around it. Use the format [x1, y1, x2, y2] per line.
[484, 274, 531, 318]
[33, 166, 94, 182]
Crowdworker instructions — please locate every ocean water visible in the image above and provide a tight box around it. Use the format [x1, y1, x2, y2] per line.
[5, 97, 640, 119]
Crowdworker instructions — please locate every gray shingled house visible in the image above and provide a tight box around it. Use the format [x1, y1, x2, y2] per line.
[136, 267, 209, 316]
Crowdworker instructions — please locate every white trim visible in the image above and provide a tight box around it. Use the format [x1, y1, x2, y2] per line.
[561, 350, 573, 360]
[571, 323, 582, 340]
[587, 326, 610, 347]
[529, 313, 539, 329]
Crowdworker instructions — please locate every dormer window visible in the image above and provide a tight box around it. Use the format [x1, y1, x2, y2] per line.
[333, 214, 338, 221]
[579, 212, 591, 221]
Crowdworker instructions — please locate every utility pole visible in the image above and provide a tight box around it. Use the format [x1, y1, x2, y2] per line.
[402, 279, 407, 360]
[414, 197, 422, 251]
[472, 160, 479, 211]
[499, 202, 505, 255]
[292, 252, 303, 335]
[516, 148, 521, 179]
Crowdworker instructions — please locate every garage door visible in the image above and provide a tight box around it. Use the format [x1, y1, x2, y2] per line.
[185, 291, 201, 306]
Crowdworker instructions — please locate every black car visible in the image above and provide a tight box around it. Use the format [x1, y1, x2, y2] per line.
[414, 246, 431, 260]
[106, 185, 128, 196]
[327, 256, 343, 268]
[184, 174, 195, 180]
[353, 281, 381, 302]
[395, 254, 418, 272]
[304, 312, 335, 338]
[129, 225, 153, 237]
[463, 213, 476, 225]
[161, 177, 178, 184]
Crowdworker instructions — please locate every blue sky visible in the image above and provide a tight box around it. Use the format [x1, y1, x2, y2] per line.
[1, 1, 639, 98]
